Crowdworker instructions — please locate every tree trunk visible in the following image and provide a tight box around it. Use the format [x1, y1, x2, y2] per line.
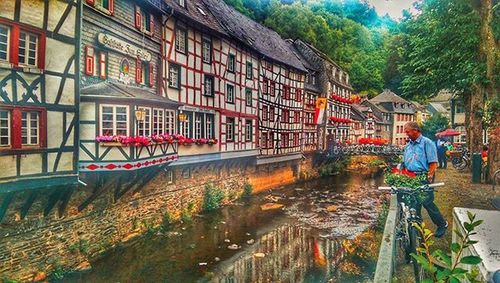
[469, 85, 485, 153]
[463, 93, 472, 148]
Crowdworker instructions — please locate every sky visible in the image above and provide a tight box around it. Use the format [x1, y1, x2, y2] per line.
[366, 0, 417, 19]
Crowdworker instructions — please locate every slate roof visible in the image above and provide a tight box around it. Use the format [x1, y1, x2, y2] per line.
[202, 0, 307, 72]
[351, 105, 366, 121]
[428, 102, 448, 114]
[370, 89, 411, 104]
[81, 81, 180, 107]
[163, 0, 228, 36]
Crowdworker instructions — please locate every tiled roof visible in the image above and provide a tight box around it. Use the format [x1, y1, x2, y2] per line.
[370, 89, 411, 104]
[202, 0, 307, 72]
[81, 81, 180, 106]
[163, 0, 228, 36]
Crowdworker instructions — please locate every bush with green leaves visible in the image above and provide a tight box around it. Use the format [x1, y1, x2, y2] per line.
[202, 183, 225, 212]
[241, 182, 253, 198]
[411, 211, 483, 283]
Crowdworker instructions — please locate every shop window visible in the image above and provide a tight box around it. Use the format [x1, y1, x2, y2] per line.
[0, 107, 46, 149]
[226, 84, 234, 104]
[152, 108, 164, 135]
[204, 75, 214, 97]
[245, 120, 252, 142]
[168, 63, 181, 89]
[228, 53, 235, 72]
[136, 107, 151, 136]
[175, 26, 187, 53]
[165, 110, 176, 135]
[205, 114, 214, 139]
[100, 105, 128, 136]
[226, 117, 235, 141]
[202, 38, 212, 64]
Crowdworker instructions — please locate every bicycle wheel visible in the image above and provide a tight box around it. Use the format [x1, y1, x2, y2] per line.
[409, 225, 426, 283]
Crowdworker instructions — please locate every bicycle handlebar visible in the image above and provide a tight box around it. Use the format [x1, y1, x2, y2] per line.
[378, 182, 445, 191]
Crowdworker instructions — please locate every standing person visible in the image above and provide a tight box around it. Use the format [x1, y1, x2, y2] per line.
[436, 137, 447, 168]
[403, 122, 448, 237]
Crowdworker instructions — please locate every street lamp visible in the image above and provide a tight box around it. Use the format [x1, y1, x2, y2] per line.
[135, 108, 147, 122]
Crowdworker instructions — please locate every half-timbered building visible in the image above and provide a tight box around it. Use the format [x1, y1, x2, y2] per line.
[79, 0, 178, 193]
[0, 0, 80, 193]
[161, 0, 260, 174]
[204, 0, 307, 166]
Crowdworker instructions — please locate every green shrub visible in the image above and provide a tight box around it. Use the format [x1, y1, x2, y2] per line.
[160, 211, 172, 231]
[202, 183, 225, 212]
[68, 239, 90, 255]
[2, 277, 19, 283]
[241, 182, 253, 198]
[180, 207, 192, 223]
[368, 159, 386, 167]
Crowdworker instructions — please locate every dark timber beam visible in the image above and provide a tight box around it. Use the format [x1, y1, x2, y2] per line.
[44, 188, 63, 217]
[20, 190, 39, 220]
[0, 192, 15, 222]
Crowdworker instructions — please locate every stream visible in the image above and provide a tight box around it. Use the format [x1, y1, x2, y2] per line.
[66, 173, 386, 283]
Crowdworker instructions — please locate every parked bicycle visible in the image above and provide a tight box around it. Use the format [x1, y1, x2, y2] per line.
[451, 147, 470, 170]
[379, 182, 445, 283]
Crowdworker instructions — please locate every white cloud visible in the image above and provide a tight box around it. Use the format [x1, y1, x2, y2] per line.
[366, 0, 418, 19]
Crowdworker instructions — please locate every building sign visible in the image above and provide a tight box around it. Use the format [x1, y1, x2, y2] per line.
[314, 98, 327, 125]
[179, 105, 216, 114]
[97, 33, 152, 62]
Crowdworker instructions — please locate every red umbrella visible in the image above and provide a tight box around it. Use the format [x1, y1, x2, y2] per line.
[436, 129, 461, 137]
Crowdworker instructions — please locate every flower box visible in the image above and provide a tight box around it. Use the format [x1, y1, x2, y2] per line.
[100, 142, 124, 147]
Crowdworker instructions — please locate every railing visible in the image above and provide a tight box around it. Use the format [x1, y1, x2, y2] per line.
[327, 144, 403, 157]
[373, 194, 398, 282]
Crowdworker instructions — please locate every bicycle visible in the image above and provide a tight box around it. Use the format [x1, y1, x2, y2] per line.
[379, 182, 445, 283]
[451, 148, 470, 170]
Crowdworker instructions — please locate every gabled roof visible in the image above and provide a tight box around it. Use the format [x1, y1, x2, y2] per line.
[164, 0, 228, 37]
[427, 102, 448, 114]
[351, 105, 366, 121]
[202, 0, 306, 72]
[370, 89, 411, 104]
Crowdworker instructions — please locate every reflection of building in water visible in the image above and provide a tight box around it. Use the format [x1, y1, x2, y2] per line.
[212, 225, 345, 282]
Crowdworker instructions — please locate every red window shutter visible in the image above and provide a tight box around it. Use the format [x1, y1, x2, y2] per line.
[38, 33, 46, 70]
[108, 0, 114, 15]
[85, 46, 94, 76]
[99, 52, 107, 79]
[150, 14, 154, 36]
[135, 6, 142, 30]
[86, 0, 95, 6]
[136, 59, 142, 84]
[149, 64, 154, 87]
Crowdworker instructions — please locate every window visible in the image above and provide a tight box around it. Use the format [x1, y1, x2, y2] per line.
[268, 132, 274, 148]
[178, 0, 185, 7]
[182, 168, 190, 179]
[206, 114, 214, 139]
[101, 105, 128, 136]
[226, 84, 234, 104]
[204, 75, 214, 97]
[246, 61, 253, 79]
[20, 111, 39, 146]
[165, 110, 175, 135]
[168, 63, 181, 88]
[175, 26, 187, 53]
[269, 106, 274, 121]
[135, 6, 154, 35]
[294, 111, 300, 123]
[0, 110, 9, 147]
[283, 86, 289, 100]
[98, 52, 108, 79]
[294, 133, 299, 147]
[153, 108, 164, 135]
[137, 107, 151, 136]
[245, 120, 252, 141]
[194, 113, 203, 139]
[263, 78, 269, 94]
[295, 89, 302, 102]
[245, 88, 252, 106]
[226, 117, 235, 141]
[226, 53, 236, 73]
[281, 110, 288, 123]
[202, 38, 212, 64]
[18, 31, 38, 67]
[261, 132, 268, 149]
[179, 111, 191, 138]
[166, 170, 174, 184]
[0, 25, 9, 61]
[87, 0, 114, 15]
[270, 81, 275, 96]
[262, 105, 268, 121]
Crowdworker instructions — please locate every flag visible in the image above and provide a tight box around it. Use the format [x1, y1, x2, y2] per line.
[314, 98, 327, 124]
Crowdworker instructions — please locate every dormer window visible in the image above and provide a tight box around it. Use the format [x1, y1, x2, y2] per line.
[178, 0, 185, 7]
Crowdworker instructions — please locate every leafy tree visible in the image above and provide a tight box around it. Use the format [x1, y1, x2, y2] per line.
[421, 113, 450, 141]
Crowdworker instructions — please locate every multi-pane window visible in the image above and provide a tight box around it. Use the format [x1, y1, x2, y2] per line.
[165, 110, 175, 134]
[206, 114, 214, 139]
[204, 75, 214, 97]
[18, 31, 38, 67]
[175, 27, 187, 53]
[262, 105, 268, 121]
[245, 120, 252, 142]
[137, 107, 151, 136]
[0, 25, 9, 61]
[180, 112, 191, 138]
[169, 63, 180, 88]
[261, 132, 268, 149]
[270, 81, 275, 96]
[101, 105, 128, 136]
[228, 54, 235, 72]
[245, 88, 252, 106]
[0, 110, 10, 146]
[226, 117, 235, 141]
[153, 108, 164, 135]
[202, 38, 212, 63]
[141, 11, 152, 33]
[246, 61, 253, 79]
[194, 113, 203, 139]
[21, 112, 39, 145]
[269, 106, 274, 121]
[226, 84, 234, 103]
[268, 132, 274, 148]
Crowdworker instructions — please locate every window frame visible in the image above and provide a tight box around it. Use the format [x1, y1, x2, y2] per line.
[0, 24, 10, 63]
[204, 75, 215, 97]
[226, 84, 235, 104]
[226, 117, 235, 142]
[194, 113, 203, 139]
[175, 25, 187, 54]
[0, 105, 47, 150]
[202, 38, 212, 64]
[100, 104, 129, 136]
[0, 19, 46, 69]
[228, 53, 236, 73]
[245, 88, 252, 107]
[0, 109, 10, 147]
[136, 106, 151, 136]
[246, 61, 253, 79]
[165, 110, 176, 135]
[205, 114, 214, 139]
[245, 119, 252, 142]
[152, 108, 164, 135]
[168, 63, 181, 89]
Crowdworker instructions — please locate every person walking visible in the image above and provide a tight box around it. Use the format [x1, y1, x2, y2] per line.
[436, 137, 447, 168]
[403, 122, 448, 238]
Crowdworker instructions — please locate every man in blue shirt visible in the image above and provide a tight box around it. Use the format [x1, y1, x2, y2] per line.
[403, 122, 448, 238]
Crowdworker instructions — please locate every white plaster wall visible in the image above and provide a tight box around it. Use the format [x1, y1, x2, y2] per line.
[0, 156, 17, 179]
[20, 0, 44, 29]
[20, 153, 43, 175]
